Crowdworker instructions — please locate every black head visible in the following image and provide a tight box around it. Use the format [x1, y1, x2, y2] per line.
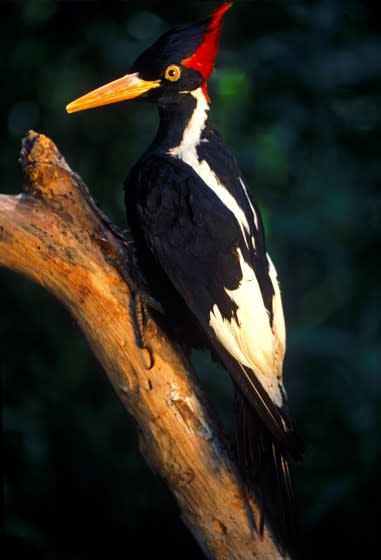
[66, 3, 232, 113]
[128, 24, 207, 103]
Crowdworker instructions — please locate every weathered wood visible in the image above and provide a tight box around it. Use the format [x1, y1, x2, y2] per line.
[0, 130, 287, 560]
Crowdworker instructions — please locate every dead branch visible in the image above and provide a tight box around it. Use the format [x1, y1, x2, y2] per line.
[0, 130, 287, 560]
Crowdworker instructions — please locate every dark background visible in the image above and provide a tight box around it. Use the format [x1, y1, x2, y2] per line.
[2, 1, 380, 558]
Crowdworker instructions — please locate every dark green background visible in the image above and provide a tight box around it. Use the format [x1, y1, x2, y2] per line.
[2, 1, 380, 558]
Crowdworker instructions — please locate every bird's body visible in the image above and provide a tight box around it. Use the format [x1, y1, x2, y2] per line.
[126, 85, 289, 437]
[67, 2, 302, 549]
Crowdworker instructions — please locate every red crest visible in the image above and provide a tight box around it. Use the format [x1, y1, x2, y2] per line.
[181, 2, 232, 81]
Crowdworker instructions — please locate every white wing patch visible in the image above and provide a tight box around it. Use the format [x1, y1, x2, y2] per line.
[209, 248, 286, 406]
[267, 253, 286, 373]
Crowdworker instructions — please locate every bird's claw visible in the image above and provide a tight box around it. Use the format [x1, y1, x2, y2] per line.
[93, 235, 162, 368]
[132, 291, 159, 369]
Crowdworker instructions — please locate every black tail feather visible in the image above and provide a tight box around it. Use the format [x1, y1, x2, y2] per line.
[271, 440, 297, 549]
[234, 388, 300, 553]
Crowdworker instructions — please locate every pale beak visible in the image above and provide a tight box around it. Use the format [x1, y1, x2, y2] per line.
[66, 72, 161, 113]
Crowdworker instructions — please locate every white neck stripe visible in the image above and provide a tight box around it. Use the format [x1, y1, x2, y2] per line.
[168, 88, 251, 242]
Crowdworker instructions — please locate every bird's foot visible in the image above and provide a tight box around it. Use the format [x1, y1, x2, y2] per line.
[93, 234, 163, 368]
[132, 291, 165, 369]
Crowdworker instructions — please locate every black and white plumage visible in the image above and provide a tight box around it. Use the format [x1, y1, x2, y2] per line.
[67, 1, 303, 549]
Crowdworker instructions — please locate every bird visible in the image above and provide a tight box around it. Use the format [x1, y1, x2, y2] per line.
[66, 1, 303, 549]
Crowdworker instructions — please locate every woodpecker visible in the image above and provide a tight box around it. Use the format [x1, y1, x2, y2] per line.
[67, 1, 302, 548]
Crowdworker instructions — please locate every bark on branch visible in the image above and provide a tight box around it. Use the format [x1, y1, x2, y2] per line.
[0, 130, 287, 560]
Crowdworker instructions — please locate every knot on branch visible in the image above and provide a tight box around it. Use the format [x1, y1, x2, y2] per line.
[20, 130, 73, 199]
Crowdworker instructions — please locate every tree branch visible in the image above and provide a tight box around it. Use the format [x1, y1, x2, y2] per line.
[0, 130, 286, 560]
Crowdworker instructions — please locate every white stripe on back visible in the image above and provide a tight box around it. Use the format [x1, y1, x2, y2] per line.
[168, 88, 251, 243]
[239, 177, 259, 230]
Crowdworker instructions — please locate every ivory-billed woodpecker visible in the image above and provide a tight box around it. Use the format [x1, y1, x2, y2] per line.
[67, 1, 303, 549]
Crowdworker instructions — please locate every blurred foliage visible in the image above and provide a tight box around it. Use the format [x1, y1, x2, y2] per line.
[2, 0, 381, 558]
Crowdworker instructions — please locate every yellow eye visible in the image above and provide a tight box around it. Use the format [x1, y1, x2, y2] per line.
[164, 64, 181, 82]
